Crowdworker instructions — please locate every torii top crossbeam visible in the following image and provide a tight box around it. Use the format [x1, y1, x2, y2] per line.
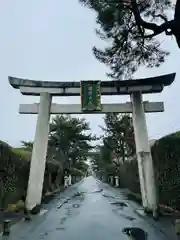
[8, 73, 176, 96]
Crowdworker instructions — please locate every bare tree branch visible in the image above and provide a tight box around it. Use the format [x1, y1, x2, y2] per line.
[131, 0, 174, 38]
[153, 14, 168, 22]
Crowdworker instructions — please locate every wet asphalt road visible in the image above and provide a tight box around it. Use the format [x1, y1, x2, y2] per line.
[0, 176, 177, 240]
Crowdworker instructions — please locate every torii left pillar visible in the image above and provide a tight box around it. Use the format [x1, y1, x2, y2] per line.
[26, 92, 51, 211]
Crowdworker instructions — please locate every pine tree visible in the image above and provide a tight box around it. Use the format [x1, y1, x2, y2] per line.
[79, 0, 179, 78]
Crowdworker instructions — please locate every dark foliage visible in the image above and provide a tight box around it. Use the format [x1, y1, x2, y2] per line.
[79, 0, 180, 78]
[151, 133, 180, 209]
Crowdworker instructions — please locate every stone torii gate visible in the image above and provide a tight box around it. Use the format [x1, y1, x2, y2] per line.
[9, 73, 175, 217]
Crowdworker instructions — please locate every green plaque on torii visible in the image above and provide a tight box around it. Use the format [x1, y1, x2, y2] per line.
[81, 81, 102, 112]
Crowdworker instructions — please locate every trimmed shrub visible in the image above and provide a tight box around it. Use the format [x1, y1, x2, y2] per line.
[0, 141, 62, 210]
[118, 160, 140, 193]
[0, 141, 29, 209]
[151, 134, 180, 210]
[115, 132, 180, 210]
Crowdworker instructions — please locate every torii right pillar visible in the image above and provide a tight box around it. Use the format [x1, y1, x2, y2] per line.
[131, 91, 158, 217]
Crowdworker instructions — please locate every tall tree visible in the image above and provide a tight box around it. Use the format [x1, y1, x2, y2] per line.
[21, 116, 94, 174]
[48, 115, 95, 172]
[102, 113, 135, 162]
[91, 114, 135, 179]
[79, 0, 179, 78]
[90, 144, 117, 178]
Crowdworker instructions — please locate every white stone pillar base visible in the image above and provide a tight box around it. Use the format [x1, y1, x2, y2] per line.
[64, 176, 69, 188]
[69, 175, 72, 186]
[115, 176, 119, 187]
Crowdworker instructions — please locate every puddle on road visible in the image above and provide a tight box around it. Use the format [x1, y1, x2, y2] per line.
[118, 213, 135, 221]
[56, 191, 84, 227]
[122, 227, 148, 239]
[70, 192, 85, 202]
[110, 201, 128, 207]
[72, 192, 85, 197]
[60, 216, 67, 224]
[57, 192, 84, 209]
[56, 226, 65, 231]
[102, 194, 115, 199]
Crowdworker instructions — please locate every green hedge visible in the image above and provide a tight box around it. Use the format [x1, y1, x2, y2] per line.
[0, 141, 28, 209]
[0, 141, 85, 210]
[0, 141, 61, 209]
[114, 132, 180, 210]
[118, 160, 140, 193]
[151, 133, 180, 209]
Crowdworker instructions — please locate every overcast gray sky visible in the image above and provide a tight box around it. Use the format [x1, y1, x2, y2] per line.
[0, 0, 179, 147]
